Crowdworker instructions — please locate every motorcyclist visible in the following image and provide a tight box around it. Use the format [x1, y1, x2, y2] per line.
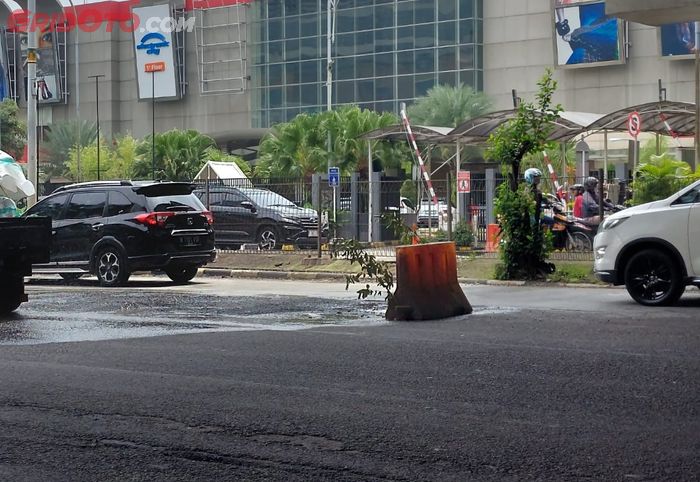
[524, 168, 554, 226]
[572, 184, 584, 218]
[581, 177, 614, 225]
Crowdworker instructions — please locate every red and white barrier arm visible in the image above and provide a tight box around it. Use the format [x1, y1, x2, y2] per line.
[400, 108, 439, 207]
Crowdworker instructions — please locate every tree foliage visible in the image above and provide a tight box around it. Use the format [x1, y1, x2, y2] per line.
[407, 83, 492, 128]
[44, 119, 98, 178]
[65, 135, 139, 181]
[133, 129, 216, 181]
[0, 99, 26, 160]
[632, 153, 699, 205]
[486, 69, 561, 280]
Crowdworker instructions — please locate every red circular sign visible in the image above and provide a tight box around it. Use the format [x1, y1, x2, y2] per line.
[628, 111, 642, 138]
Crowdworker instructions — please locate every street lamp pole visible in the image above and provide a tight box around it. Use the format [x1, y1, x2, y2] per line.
[26, 0, 37, 206]
[88, 74, 104, 180]
[695, 21, 699, 171]
[152, 70, 156, 180]
[326, 0, 338, 170]
[66, 0, 81, 181]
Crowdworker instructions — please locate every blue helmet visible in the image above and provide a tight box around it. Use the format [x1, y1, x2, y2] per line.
[524, 168, 542, 185]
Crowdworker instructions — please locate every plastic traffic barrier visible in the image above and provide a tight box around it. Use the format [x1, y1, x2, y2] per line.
[385, 241, 472, 321]
[485, 224, 501, 253]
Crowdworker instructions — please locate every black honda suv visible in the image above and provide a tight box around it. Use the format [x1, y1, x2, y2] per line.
[23, 180, 216, 286]
[194, 186, 325, 249]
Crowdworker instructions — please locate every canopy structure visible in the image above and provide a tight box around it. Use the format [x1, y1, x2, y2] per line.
[445, 110, 603, 143]
[360, 125, 453, 142]
[584, 101, 696, 138]
[605, 0, 700, 26]
[193, 161, 248, 182]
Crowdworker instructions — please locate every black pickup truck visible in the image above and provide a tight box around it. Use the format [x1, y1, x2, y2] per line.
[0, 217, 51, 314]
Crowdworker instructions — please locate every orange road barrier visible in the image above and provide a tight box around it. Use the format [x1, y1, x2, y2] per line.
[485, 224, 501, 253]
[386, 241, 472, 321]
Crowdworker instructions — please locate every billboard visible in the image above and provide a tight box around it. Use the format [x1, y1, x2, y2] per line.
[660, 22, 696, 59]
[20, 29, 62, 103]
[553, 1, 625, 68]
[132, 4, 179, 101]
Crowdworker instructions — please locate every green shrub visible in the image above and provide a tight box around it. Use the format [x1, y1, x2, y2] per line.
[453, 221, 474, 247]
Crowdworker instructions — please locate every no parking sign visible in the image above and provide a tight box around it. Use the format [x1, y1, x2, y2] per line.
[628, 111, 642, 138]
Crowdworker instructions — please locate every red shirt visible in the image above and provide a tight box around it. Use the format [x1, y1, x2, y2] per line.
[573, 195, 583, 218]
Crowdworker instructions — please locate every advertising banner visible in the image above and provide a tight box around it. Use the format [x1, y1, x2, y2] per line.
[132, 3, 178, 100]
[553, 1, 624, 68]
[20, 29, 62, 103]
[660, 22, 696, 59]
[0, 33, 9, 101]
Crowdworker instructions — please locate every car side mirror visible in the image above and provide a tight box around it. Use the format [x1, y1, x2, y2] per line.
[240, 201, 256, 212]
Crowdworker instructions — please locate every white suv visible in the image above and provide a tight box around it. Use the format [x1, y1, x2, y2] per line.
[594, 179, 700, 306]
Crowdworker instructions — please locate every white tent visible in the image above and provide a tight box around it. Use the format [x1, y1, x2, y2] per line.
[193, 161, 248, 181]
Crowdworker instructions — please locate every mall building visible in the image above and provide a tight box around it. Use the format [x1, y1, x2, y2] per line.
[0, 0, 696, 160]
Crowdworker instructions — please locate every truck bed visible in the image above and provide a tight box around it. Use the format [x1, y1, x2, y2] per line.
[0, 217, 52, 266]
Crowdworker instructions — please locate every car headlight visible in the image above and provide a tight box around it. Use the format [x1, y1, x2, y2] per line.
[601, 216, 628, 231]
[280, 217, 299, 224]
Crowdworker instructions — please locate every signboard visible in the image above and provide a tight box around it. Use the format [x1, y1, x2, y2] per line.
[627, 111, 641, 138]
[19, 29, 62, 103]
[553, 1, 625, 69]
[133, 4, 178, 100]
[660, 22, 696, 59]
[0, 33, 9, 101]
[457, 170, 471, 193]
[328, 166, 339, 187]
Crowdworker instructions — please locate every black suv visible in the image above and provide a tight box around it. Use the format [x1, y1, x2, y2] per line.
[23, 181, 216, 286]
[194, 186, 324, 249]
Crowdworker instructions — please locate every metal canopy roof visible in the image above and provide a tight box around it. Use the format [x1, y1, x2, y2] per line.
[584, 101, 696, 137]
[360, 125, 453, 142]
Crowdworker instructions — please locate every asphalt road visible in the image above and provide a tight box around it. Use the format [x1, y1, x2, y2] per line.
[0, 276, 698, 480]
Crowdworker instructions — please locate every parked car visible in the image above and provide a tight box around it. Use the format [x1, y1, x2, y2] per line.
[194, 186, 325, 249]
[410, 198, 450, 228]
[594, 179, 700, 306]
[23, 180, 216, 286]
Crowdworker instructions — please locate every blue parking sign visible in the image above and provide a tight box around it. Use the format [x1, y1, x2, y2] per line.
[328, 167, 340, 187]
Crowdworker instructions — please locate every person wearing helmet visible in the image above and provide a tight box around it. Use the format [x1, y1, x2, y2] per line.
[524, 168, 554, 226]
[582, 176, 613, 224]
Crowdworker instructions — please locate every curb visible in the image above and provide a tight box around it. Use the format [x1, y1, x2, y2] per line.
[200, 268, 615, 288]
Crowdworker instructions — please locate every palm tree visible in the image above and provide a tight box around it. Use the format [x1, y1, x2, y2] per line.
[44, 119, 97, 177]
[407, 83, 492, 128]
[633, 153, 698, 205]
[133, 129, 216, 181]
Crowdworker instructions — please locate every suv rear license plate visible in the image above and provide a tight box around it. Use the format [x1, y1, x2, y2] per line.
[179, 236, 202, 247]
[308, 229, 318, 238]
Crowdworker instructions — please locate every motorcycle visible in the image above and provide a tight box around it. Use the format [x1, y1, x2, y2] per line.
[542, 194, 595, 252]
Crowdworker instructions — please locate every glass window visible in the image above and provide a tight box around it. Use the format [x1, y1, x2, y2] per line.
[415, 48, 435, 72]
[356, 6, 373, 30]
[107, 191, 133, 217]
[285, 39, 300, 61]
[356, 55, 374, 78]
[439, 71, 456, 86]
[414, 23, 435, 48]
[300, 37, 317, 60]
[459, 70, 475, 87]
[438, 21, 455, 46]
[269, 87, 283, 107]
[286, 62, 300, 84]
[375, 28, 393, 53]
[268, 0, 283, 18]
[459, 19, 474, 43]
[438, 46, 456, 71]
[336, 57, 354, 80]
[286, 85, 300, 105]
[375, 53, 393, 77]
[376, 76, 393, 100]
[300, 61, 318, 83]
[285, 0, 300, 16]
[438, 0, 456, 21]
[269, 41, 284, 63]
[397, 2, 413, 26]
[673, 186, 700, 205]
[269, 64, 283, 85]
[397, 50, 414, 74]
[356, 30, 374, 55]
[375, 101, 394, 113]
[357, 79, 374, 102]
[397, 26, 414, 51]
[285, 15, 300, 38]
[415, 73, 435, 97]
[375, 4, 393, 29]
[300, 14, 318, 37]
[26, 193, 68, 220]
[221, 190, 247, 207]
[397, 75, 413, 99]
[337, 33, 355, 57]
[269, 109, 286, 125]
[65, 192, 106, 220]
[269, 18, 283, 41]
[337, 80, 355, 103]
[460, 0, 474, 18]
[460, 44, 474, 69]
[301, 84, 318, 104]
[415, 1, 435, 24]
[337, 10, 354, 33]
[301, 0, 317, 14]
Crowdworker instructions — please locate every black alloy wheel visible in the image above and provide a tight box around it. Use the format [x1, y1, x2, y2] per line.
[624, 249, 684, 306]
[95, 246, 130, 287]
[257, 225, 280, 250]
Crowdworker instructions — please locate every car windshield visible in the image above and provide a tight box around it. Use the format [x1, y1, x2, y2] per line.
[244, 190, 296, 208]
[146, 194, 205, 212]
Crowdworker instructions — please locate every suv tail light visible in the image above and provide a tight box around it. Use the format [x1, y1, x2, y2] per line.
[203, 210, 214, 225]
[134, 212, 175, 227]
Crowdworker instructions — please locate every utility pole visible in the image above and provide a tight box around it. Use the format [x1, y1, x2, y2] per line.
[326, 0, 338, 170]
[152, 70, 156, 179]
[26, 0, 37, 206]
[88, 74, 105, 180]
[695, 21, 699, 171]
